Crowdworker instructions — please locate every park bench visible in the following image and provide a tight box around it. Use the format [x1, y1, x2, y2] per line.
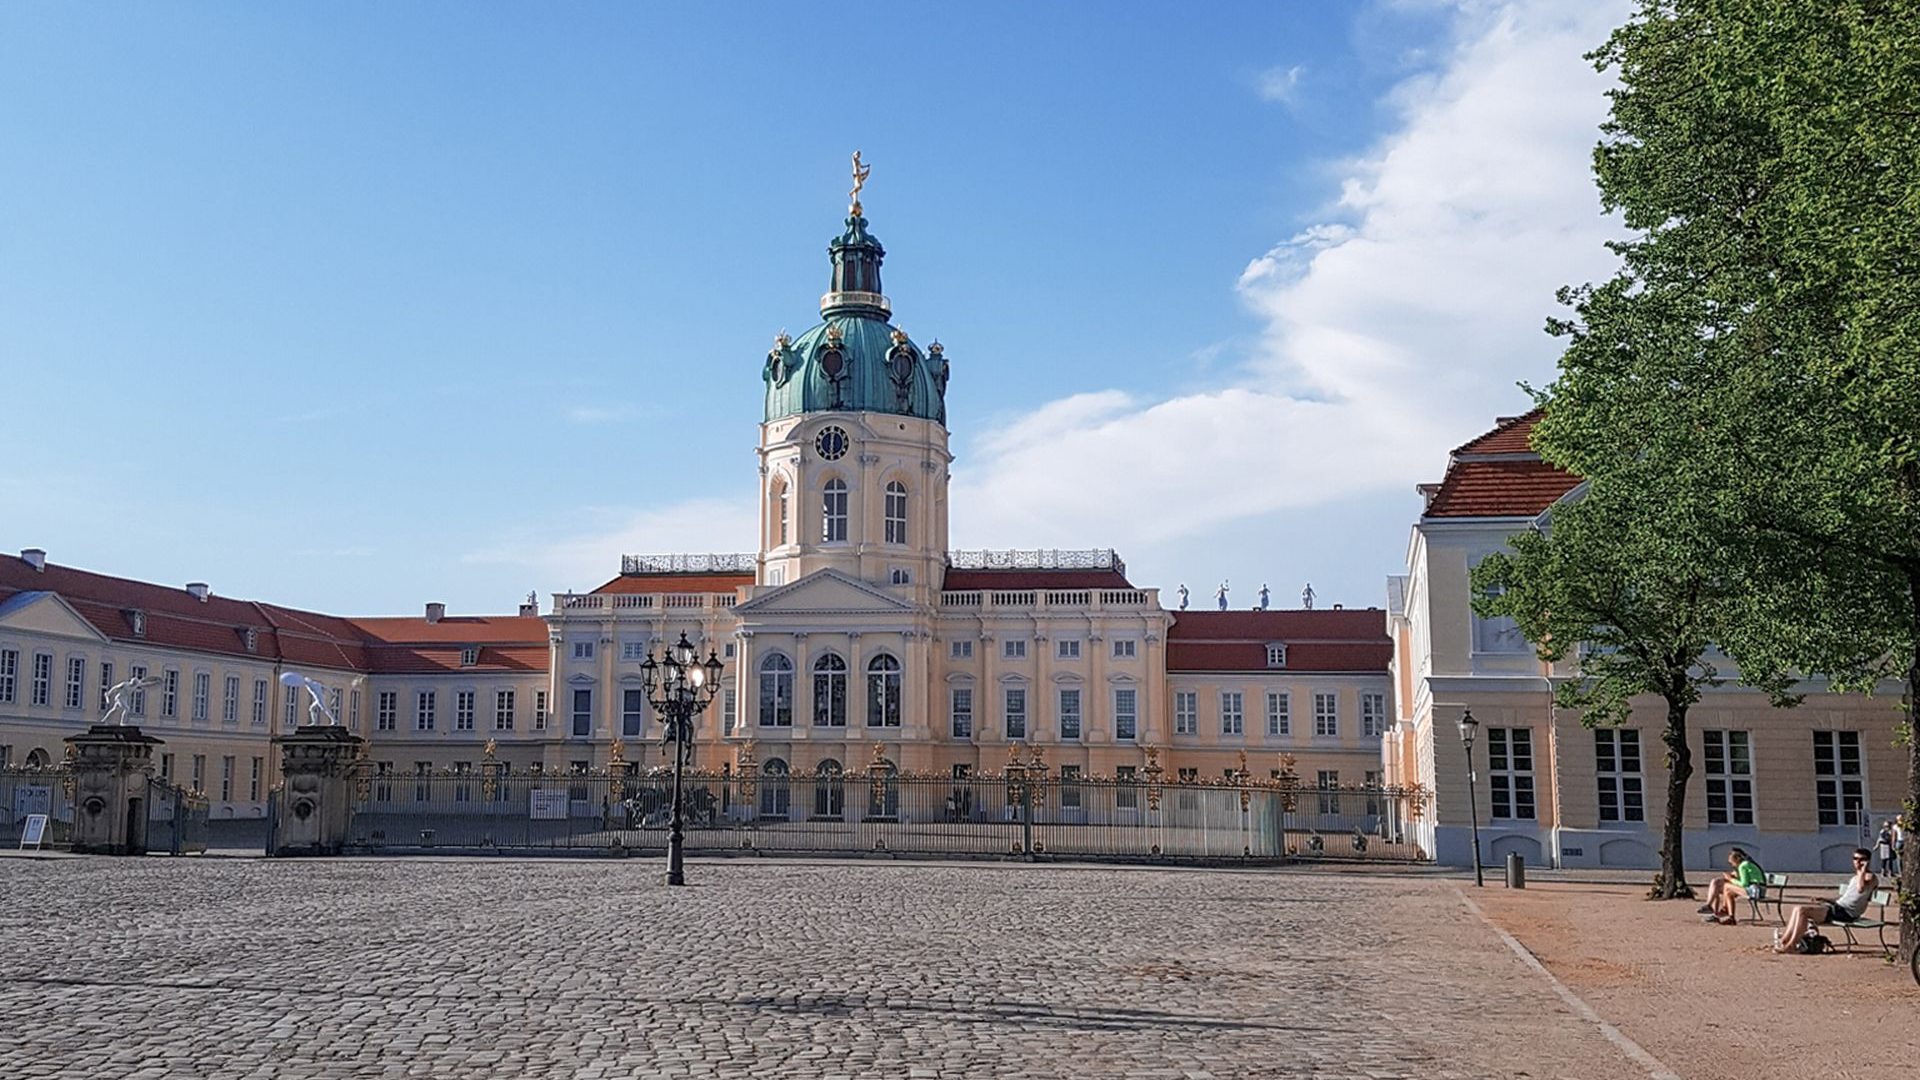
[1745, 872, 1791, 924]
[1831, 889, 1897, 954]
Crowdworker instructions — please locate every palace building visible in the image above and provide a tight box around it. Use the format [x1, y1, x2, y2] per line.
[1385, 410, 1907, 872]
[1, 186, 1392, 824]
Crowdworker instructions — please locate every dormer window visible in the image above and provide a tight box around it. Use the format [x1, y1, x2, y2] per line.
[1266, 643, 1288, 669]
[461, 647, 480, 668]
[242, 628, 259, 654]
[129, 610, 147, 638]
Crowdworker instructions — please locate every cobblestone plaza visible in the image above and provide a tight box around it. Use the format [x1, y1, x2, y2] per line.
[0, 859, 1647, 1079]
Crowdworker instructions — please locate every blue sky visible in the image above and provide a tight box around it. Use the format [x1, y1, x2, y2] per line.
[0, 1, 1626, 616]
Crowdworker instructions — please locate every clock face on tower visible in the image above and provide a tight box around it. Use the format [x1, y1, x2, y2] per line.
[815, 425, 850, 461]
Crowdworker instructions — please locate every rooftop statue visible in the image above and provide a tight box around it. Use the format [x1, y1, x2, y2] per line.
[850, 150, 872, 213]
[1176, 584, 1189, 611]
[1216, 581, 1229, 611]
[1302, 583, 1316, 610]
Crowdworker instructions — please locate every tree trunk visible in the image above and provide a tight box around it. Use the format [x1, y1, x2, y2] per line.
[1653, 694, 1695, 900]
[1900, 572, 1920, 970]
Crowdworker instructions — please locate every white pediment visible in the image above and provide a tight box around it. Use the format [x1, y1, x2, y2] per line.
[734, 569, 913, 616]
[0, 591, 111, 643]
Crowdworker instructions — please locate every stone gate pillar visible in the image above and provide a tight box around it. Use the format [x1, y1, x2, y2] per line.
[64, 725, 163, 855]
[273, 726, 364, 856]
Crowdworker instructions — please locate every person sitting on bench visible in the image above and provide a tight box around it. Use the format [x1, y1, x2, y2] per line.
[1699, 848, 1764, 925]
[1774, 848, 1876, 953]
[1698, 848, 1761, 924]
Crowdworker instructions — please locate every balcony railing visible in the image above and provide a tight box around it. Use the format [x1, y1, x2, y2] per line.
[553, 593, 739, 614]
[940, 588, 1156, 611]
[620, 553, 756, 575]
[947, 548, 1125, 575]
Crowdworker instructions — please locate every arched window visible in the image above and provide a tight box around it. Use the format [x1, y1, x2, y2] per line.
[759, 757, 790, 819]
[866, 653, 902, 727]
[884, 481, 908, 544]
[812, 653, 847, 727]
[758, 653, 793, 727]
[813, 758, 845, 819]
[24, 747, 51, 769]
[770, 477, 790, 547]
[822, 479, 848, 543]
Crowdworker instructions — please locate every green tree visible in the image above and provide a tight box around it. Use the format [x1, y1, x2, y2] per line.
[1471, 478, 1766, 899]
[1549, 0, 1920, 954]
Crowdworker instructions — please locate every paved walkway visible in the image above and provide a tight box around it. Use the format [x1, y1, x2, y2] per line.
[0, 859, 1652, 1079]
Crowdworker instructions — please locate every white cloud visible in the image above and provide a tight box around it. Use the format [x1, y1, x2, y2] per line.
[565, 403, 647, 425]
[1257, 64, 1308, 105]
[950, 0, 1629, 593]
[463, 496, 759, 590]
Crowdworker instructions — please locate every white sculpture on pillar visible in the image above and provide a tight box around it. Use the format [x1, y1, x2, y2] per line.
[99, 675, 164, 726]
[280, 671, 341, 726]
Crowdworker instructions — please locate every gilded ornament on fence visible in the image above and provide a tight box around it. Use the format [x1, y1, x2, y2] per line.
[1142, 745, 1165, 812]
[609, 738, 626, 767]
[1408, 783, 1429, 820]
[482, 739, 498, 763]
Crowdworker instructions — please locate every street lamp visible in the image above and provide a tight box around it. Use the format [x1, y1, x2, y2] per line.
[640, 632, 724, 886]
[1457, 707, 1485, 887]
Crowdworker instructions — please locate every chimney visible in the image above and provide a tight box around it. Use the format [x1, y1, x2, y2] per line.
[21, 549, 46, 572]
[518, 599, 539, 618]
[425, 602, 446, 623]
[186, 582, 210, 602]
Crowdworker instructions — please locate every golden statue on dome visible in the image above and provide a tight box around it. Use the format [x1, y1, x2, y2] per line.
[849, 150, 872, 214]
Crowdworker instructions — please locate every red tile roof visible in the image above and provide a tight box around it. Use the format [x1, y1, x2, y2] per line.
[1422, 411, 1583, 519]
[1166, 610, 1390, 674]
[593, 573, 754, 595]
[0, 552, 548, 676]
[941, 568, 1134, 591]
[1451, 408, 1543, 456]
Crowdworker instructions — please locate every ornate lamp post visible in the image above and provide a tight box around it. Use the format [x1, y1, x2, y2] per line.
[640, 632, 724, 886]
[1457, 708, 1485, 887]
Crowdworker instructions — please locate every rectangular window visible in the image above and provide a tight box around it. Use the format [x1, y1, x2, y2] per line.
[249, 757, 262, 801]
[65, 656, 85, 710]
[1313, 692, 1338, 737]
[495, 689, 516, 730]
[534, 690, 549, 731]
[572, 641, 594, 661]
[192, 672, 210, 722]
[1813, 730, 1865, 827]
[160, 752, 173, 782]
[1003, 639, 1027, 660]
[722, 687, 736, 732]
[621, 641, 647, 662]
[460, 647, 480, 667]
[252, 678, 267, 725]
[1361, 692, 1386, 738]
[453, 761, 472, 803]
[1004, 688, 1027, 739]
[222, 675, 239, 723]
[950, 639, 973, 660]
[1059, 764, 1082, 808]
[415, 761, 432, 803]
[622, 688, 645, 738]
[190, 754, 206, 794]
[1266, 691, 1290, 736]
[373, 762, 393, 802]
[162, 669, 179, 718]
[284, 683, 300, 728]
[1114, 688, 1137, 741]
[1220, 691, 1244, 736]
[950, 688, 973, 738]
[0, 649, 16, 703]
[99, 661, 113, 711]
[377, 691, 398, 731]
[1116, 764, 1139, 809]
[571, 688, 592, 737]
[455, 690, 475, 731]
[1174, 691, 1197, 735]
[1317, 769, 1341, 815]
[415, 690, 437, 732]
[1058, 688, 1081, 740]
[884, 483, 908, 544]
[1594, 729, 1645, 824]
[130, 664, 148, 716]
[1486, 727, 1536, 821]
[1056, 639, 1080, 660]
[1112, 639, 1136, 659]
[1703, 729, 1755, 826]
[349, 688, 360, 729]
[1266, 644, 1287, 668]
[29, 653, 51, 707]
[1176, 767, 1199, 811]
[220, 755, 234, 801]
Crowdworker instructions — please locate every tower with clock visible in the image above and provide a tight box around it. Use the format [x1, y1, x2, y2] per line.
[755, 188, 952, 599]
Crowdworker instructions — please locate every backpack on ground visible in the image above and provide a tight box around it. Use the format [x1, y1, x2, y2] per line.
[1798, 929, 1829, 954]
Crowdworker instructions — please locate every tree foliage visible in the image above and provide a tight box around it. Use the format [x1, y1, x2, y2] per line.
[1540, 0, 1920, 949]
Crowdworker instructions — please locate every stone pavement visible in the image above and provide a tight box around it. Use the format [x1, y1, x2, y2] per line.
[0, 858, 1652, 1079]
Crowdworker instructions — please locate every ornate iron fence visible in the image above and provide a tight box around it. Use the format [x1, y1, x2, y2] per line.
[341, 764, 1429, 863]
[1, 765, 74, 847]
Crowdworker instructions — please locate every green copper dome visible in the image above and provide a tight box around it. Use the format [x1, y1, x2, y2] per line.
[762, 211, 950, 425]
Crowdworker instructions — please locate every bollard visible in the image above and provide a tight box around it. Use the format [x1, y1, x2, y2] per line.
[1505, 850, 1526, 888]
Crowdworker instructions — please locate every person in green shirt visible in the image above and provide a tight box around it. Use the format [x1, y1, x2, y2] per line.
[1699, 847, 1765, 925]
